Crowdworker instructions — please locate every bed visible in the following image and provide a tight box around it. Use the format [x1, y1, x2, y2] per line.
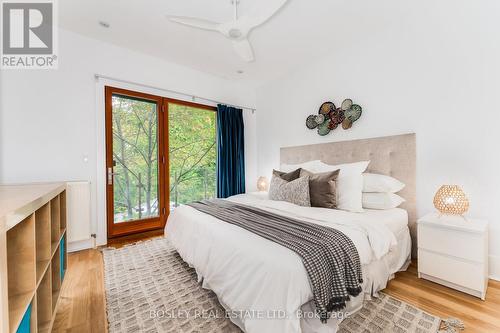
[165, 133, 416, 333]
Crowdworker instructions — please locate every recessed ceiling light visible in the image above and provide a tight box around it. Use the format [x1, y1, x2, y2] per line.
[98, 21, 110, 28]
[237, 70, 244, 74]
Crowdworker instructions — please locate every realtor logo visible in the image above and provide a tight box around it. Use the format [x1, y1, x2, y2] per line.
[1, 0, 58, 69]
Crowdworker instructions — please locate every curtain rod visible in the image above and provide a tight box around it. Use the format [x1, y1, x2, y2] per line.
[94, 73, 256, 113]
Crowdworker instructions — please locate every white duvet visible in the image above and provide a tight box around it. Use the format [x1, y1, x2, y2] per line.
[166, 193, 402, 333]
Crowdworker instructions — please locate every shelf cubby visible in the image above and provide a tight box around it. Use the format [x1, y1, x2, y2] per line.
[31, 296, 38, 333]
[36, 265, 52, 333]
[50, 195, 60, 254]
[35, 202, 51, 284]
[61, 232, 67, 281]
[60, 191, 67, 232]
[6, 214, 36, 332]
[51, 247, 61, 312]
[18, 295, 38, 333]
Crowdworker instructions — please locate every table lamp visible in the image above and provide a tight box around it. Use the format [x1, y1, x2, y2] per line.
[433, 185, 469, 216]
[257, 176, 268, 191]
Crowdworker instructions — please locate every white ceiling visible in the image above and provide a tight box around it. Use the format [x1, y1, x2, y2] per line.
[59, 0, 365, 86]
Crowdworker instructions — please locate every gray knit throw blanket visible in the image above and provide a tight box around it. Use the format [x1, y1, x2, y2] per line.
[187, 199, 363, 323]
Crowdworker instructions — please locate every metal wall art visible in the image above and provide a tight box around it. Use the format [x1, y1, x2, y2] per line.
[306, 99, 363, 136]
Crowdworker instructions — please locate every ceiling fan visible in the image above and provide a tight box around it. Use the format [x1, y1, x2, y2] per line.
[166, 0, 288, 62]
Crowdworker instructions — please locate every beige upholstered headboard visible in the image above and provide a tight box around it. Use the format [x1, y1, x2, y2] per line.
[280, 133, 417, 256]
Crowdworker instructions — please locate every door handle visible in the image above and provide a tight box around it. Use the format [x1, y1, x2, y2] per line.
[107, 167, 119, 185]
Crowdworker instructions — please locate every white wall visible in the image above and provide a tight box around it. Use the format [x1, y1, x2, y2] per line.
[0, 28, 257, 247]
[256, 0, 500, 279]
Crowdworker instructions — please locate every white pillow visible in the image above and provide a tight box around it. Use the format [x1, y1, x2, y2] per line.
[336, 174, 365, 212]
[362, 193, 405, 210]
[281, 160, 370, 212]
[363, 173, 405, 193]
[313, 160, 370, 175]
[313, 160, 370, 213]
[280, 160, 324, 173]
[281, 160, 369, 175]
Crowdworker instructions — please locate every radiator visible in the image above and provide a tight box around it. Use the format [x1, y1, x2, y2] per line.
[66, 181, 91, 243]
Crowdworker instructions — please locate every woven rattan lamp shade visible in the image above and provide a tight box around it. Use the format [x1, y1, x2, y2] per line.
[433, 185, 469, 215]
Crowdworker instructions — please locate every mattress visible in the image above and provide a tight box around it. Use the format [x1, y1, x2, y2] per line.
[166, 193, 411, 333]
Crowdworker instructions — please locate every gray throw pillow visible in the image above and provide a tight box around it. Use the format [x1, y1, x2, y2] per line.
[300, 169, 340, 209]
[268, 175, 311, 207]
[273, 168, 301, 182]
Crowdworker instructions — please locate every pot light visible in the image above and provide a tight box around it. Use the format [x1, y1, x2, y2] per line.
[99, 21, 110, 28]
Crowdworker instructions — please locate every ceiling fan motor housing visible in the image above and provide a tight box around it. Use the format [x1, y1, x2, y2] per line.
[228, 28, 243, 39]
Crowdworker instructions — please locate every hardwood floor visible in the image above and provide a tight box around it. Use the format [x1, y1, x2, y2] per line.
[53, 232, 163, 333]
[385, 263, 500, 332]
[53, 234, 500, 332]
[52, 248, 107, 333]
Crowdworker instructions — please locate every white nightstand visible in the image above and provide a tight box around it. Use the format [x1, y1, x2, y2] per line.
[417, 213, 489, 300]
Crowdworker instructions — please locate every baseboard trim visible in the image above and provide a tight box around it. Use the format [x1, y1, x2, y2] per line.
[68, 238, 94, 253]
[489, 254, 500, 281]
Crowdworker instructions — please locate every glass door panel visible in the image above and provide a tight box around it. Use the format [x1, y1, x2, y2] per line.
[168, 103, 217, 210]
[111, 95, 159, 222]
[105, 87, 166, 238]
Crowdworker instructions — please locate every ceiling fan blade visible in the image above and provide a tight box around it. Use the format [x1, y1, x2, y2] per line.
[232, 38, 254, 62]
[167, 15, 220, 31]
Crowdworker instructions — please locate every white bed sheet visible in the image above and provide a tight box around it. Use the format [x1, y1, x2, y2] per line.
[165, 193, 411, 333]
[360, 207, 409, 235]
[236, 192, 408, 235]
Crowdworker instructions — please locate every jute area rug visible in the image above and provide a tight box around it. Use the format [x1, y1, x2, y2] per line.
[103, 238, 445, 333]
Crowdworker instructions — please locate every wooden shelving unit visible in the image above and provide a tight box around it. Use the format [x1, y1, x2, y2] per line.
[0, 183, 67, 333]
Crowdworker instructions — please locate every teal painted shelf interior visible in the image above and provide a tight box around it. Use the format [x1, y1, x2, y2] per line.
[60, 235, 66, 280]
[17, 303, 31, 333]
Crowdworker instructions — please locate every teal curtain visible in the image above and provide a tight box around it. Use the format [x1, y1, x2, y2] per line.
[217, 104, 245, 198]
